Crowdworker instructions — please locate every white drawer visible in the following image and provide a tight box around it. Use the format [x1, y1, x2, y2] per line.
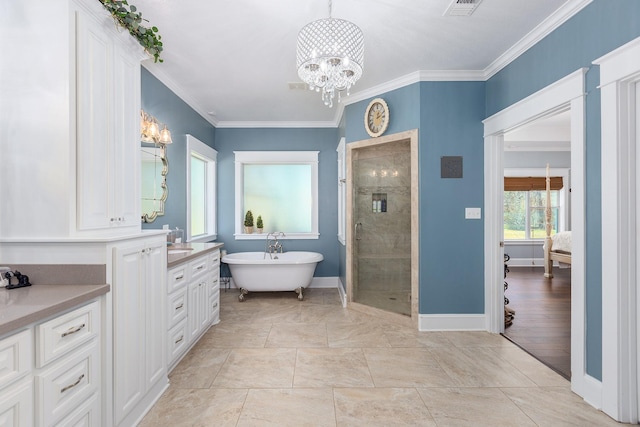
[0, 378, 33, 427]
[0, 329, 31, 390]
[167, 288, 187, 330]
[35, 301, 99, 369]
[189, 257, 208, 280]
[167, 318, 189, 368]
[35, 341, 99, 426]
[167, 265, 188, 294]
[209, 250, 220, 267]
[54, 392, 100, 427]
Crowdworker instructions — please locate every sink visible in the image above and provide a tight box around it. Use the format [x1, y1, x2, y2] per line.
[168, 248, 194, 255]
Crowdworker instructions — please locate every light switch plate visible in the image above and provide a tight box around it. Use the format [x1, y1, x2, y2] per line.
[465, 207, 481, 219]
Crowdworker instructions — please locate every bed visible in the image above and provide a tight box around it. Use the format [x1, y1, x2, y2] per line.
[543, 164, 571, 278]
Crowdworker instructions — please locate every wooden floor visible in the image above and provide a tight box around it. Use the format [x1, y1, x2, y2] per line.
[502, 266, 571, 379]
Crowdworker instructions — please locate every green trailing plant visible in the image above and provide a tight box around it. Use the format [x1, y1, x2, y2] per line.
[244, 210, 254, 227]
[256, 215, 263, 229]
[98, 0, 164, 63]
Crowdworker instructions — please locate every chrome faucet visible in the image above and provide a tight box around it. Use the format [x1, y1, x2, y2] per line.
[264, 232, 285, 259]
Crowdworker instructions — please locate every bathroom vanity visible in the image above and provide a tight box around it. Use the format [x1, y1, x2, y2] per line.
[166, 243, 223, 371]
[0, 283, 109, 425]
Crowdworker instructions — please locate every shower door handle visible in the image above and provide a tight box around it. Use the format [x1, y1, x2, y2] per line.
[355, 222, 362, 241]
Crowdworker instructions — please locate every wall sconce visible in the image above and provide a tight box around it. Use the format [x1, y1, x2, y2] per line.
[140, 110, 172, 145]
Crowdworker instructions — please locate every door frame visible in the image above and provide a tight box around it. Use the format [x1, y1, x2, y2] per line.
[483, 69, 594, 403]
[595, 36, 640, 423]
[346, 129, 419, 327]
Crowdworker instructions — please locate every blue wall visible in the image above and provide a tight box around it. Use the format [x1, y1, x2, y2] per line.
[343, 82, 485, 314]
[485, 0, 640, 380]
[141, 68, 216, 232]
[214, 128, 340, 278]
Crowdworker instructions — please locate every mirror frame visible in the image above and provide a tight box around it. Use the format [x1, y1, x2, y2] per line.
[141, 144, 168, 223]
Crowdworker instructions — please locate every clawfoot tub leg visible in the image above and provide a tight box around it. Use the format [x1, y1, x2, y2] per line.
[238, 288, 249, 302]
[295, 287, 304, 301]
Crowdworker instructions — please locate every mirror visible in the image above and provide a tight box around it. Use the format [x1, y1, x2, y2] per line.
[141, 144, 168, 223]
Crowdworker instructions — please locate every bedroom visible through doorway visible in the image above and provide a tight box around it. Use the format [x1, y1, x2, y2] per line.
[501, 110, 572, 378]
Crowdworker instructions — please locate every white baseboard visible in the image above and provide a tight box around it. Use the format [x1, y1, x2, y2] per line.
[419, 314, 487, 331]
[573, 373, 603, 411]
[507, 257, 569, 268]
[309, 276, 339, 288]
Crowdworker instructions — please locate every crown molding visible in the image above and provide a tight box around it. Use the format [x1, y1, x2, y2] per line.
[143, 0, 592, 129]
[483, 0, 593, 79]
[215, 120, 336, 129]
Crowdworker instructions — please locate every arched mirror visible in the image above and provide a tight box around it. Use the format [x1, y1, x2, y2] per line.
[141, 144, 168, 223]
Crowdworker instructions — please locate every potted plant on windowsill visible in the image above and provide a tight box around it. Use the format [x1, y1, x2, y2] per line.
[244, 210, 254, 234]
[256, 215, 264, 234]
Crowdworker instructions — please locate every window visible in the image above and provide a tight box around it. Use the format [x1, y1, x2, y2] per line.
[186, 134, 217, 242]
[337, 138, 346, 245]
[234, 151, 319, 239]
[503, 168, 569, 240]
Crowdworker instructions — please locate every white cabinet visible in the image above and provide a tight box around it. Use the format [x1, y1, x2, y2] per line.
[112, 235, 167, 426]
[0, 0, 144, 239]
[76, 4, 141, 232]
[167, 249, 221, 370]
[0, 300, 102, 427]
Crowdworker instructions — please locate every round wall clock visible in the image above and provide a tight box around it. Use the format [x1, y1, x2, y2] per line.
[364, 98, 389, 138]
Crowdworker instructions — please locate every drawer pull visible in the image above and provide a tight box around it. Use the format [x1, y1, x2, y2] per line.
[175, 303, 184, 310]
[61, 323, 86, 338]
[175, 335, 184, 344]
[61, 374, 85, 393]
[197, 266, 204, 270]
[175, 275, 184, 280]
[212, 302, 218, 308]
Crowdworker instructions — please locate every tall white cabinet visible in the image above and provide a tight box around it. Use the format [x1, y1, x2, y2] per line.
[76, 10, 140, 231]
[0, 1, 169, 426]
[112, 236, 166, 426]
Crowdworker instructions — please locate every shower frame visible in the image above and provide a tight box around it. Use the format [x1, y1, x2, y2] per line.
[346, 129, 419, 327]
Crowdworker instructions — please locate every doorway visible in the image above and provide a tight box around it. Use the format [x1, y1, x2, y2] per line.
[501, 111, 572, 378]
[346, 130, 419, 326]
[483, 69, 587, 397]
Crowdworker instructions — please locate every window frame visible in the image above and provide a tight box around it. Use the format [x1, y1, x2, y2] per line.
[234, 151, 319, 240]
[503, 167, 570, 242]
[186, 134, 217, 243]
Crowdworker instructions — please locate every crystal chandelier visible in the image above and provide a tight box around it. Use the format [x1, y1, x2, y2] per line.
[296, 0, 364, 107]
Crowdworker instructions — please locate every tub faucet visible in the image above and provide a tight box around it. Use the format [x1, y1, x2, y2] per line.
[265, 232, 285, 259]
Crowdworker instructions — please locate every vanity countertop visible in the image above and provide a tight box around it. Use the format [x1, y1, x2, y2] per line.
[0, 283, 110, 337]
[167, 242, 224, 268]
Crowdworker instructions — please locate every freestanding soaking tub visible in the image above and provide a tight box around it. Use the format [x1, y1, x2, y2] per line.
[221, 251, 323, 301]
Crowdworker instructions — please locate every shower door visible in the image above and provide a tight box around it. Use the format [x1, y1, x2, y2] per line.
[349, 138, 413, 316]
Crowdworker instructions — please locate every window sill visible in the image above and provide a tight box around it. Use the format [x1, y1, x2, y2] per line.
[188, 233, 218, 243]
[504, 240, 545, 245]
[234, 232, 319, 240]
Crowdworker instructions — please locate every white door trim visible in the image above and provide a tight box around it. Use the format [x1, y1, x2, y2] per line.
[483, 68, 595, 405]
[594, 36, 640, 424]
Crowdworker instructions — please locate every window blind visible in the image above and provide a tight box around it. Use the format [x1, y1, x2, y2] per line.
[504, 177, 563, 191]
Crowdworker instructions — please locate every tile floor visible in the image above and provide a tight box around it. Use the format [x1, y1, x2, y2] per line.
[140, 288, 621, 426]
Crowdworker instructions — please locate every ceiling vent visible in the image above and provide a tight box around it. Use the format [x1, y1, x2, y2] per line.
[288, 82, 307, 90]
[444, 0, 483, 16]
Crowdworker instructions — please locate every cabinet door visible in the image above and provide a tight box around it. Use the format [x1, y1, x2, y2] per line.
[144, 240, 167, 389]
[188, 279, 208, 342]
[112, 43, 140, 228]
[76, 11, 113, 230]
[0, 379, 33, 427]
[113, 241, 145, 424]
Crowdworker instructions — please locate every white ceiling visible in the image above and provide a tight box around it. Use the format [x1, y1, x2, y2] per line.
[136, 0, 588, 127]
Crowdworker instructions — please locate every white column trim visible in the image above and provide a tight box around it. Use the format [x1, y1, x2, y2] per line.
[483, 68, 592, 406]
[594, 36, 640, 423]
